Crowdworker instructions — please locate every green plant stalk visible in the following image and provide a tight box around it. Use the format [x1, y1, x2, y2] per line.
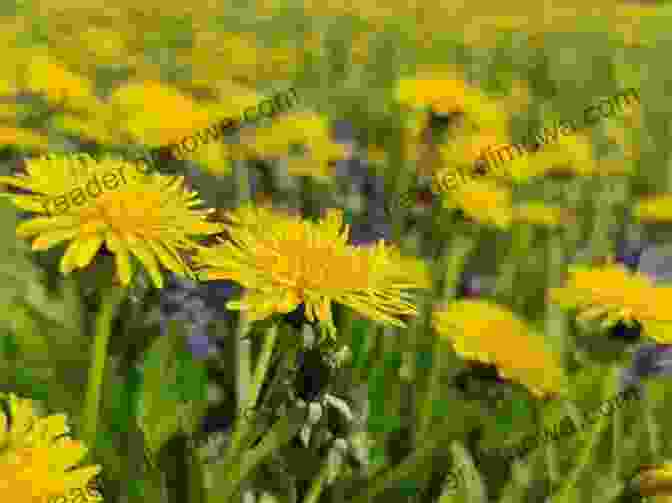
[226, 324, 280, 463]
[493, 222, 534, 303]
[217, 405, 308, 503]
[233, 159, 253, 503]
[302, 452, 336, 503]
[81, 286, 126, 449]
[417, 232, 477, 442]
[349, 435, 443, 503]
[586, 177, 628, 261]
[552, 381, 616, 503]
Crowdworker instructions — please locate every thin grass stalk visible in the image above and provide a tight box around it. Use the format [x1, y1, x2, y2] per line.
[493, 223, 534, 303]
[218, 405, 309, 503]
[81, 286, 126, 450]
[417, 232, 478, 443]
[233, 159, 254, 503]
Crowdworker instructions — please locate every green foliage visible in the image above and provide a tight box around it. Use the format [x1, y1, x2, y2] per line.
[138, 321, 209, 463]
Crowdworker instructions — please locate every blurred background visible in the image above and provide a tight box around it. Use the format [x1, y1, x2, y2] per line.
[1, 1, 672, 502]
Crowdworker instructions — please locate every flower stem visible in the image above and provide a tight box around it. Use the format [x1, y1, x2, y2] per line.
[81, 286, 126, 449]
[349, 435, 442, 503]
[216, 405, 308, 503]
[302, 452, 336, 503]
[227, 323, 280, 459]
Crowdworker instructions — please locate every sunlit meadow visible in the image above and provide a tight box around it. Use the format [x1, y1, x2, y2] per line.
[0, 1, 671, 502]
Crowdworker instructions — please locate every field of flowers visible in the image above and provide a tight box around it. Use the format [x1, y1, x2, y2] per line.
[3, 1, 672, 502]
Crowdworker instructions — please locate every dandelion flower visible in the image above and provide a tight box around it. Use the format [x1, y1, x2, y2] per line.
[633, 462, 672, 499]
[24, 53, 101, 113]
[549, 261, 672, 343]
[109, 80, 211, 147]
[0, 154, 222, 288]
[0, 393, 102, 502]
[433, 300, 564, 398]
[512, 202, 575, 228]
[433, 177, 513, 229]
[395, 71, 508, 134]
[194, 205, 431, 335]
[634, 194, 672, 223]
[0, 127, 50, 152]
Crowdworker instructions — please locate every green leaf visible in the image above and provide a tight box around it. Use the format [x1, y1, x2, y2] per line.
[138, 322, 209, 460]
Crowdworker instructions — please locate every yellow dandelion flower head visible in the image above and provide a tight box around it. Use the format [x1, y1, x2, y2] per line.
[194, 205, 431, 332]
[432, 300, 564, 398]
[208, 81, 261, 117]
[0, 393, 102, 502]
[109, 80, 211, 147]
[634, 462, 672, 498]
[50, 112, 120, 146]
[395, 72, 469, 114]
[634, 194, 672, 223]
[254, 111, 331, 157]
[78, 27, 128, 62]
[505, 79, 532, 114]
[512, 202, 575, 228]
[530, 132, 597, 177]
[0, 127, 50, 152]
[435, 177, 513, 229]
[367, 145, 388, 165]
[549, 261, 672, 333]
[400, 112, 429, 162]
[24, 53, 101, 112]
[188, 141, 234, 177]
[439, 131, 509, 167]
[285, 140, 346, 181]
[0, 154, 223, 288]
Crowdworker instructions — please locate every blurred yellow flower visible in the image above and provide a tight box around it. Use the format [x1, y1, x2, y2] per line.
[433, 300, 564, 399]
[531, 132, 598, 177]
[435, 178, 513, 229]
[50, 112, 121, 146]
[189, 141, 233, 177]
[0, 393, 102, 503]
[0, 154, 222, 288]
[549, 261, 672, 342]
[634, 194, 672, 223]
[77, 27, 128, 64]
[252, 111, 340, 163]
[395, 73, 469, 114]
[634, 462, 672, 500]
[195, 205, 431, 336]
[25, 53, 102, 113]
[109, 80, 211, 148]
[286, 141, 347, 181]
[0, 127, 50, 152]
[512, 202, 575, 228]
[396, 70, 509, 135]
[439, 131, 509, 169]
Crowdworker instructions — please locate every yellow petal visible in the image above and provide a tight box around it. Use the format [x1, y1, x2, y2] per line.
[17, 216, 80, 238]
[32, 228, 81, 251]
[75, 234, 105, 268]
[126, 234, 163, 288]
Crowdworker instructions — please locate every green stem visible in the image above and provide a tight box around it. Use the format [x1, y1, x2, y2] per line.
[81, 287, 126, 449]
[349, 436, 442, 503]
[417, 233, 477, 442]
[217, 405, 308, 503]
[227, 323, 280, 459]
[494, 223, 534, 303]
[302, 453, 335, 503]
